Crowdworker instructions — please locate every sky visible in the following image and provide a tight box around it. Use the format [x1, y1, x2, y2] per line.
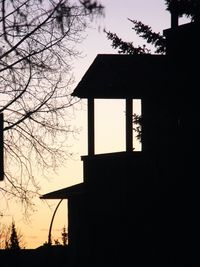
[0, 0, 183, 249]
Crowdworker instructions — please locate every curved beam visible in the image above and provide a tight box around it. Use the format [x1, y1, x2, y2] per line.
[48, 199, 64, 245]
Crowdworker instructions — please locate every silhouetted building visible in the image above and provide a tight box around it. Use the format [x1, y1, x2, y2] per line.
[0, 246, 68, 267]
[41, 17, 199, 266]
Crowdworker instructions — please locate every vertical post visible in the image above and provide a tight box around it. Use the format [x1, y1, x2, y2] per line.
[126, 98, 133, 152]
[0, 113, 4, 181]
[88, 98, 95, 155]
[141, 98, 150, 152]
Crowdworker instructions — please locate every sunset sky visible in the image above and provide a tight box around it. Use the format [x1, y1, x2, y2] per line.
[1, 0, 188, 249]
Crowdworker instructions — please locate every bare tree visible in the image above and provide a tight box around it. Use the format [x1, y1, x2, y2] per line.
[0, 0, 103, 213]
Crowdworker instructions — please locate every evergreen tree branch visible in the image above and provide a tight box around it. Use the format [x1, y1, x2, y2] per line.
[128, 19, 166, 54]
[104, 30, 150, 55]
[165, 0, 200, 21]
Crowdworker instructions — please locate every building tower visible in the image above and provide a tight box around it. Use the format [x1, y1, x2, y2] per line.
[41, 14, 200, 267]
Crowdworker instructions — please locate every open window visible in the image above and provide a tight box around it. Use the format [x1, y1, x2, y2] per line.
[93, 99, 142, 154]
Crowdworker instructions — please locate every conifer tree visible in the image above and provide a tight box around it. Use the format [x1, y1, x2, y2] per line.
[165, 0, 200, 21]
[61, 226, 68, 246]
[5, 221, 23, 250]
[105, 0, 200, 55]
[105, 0, 200, 142]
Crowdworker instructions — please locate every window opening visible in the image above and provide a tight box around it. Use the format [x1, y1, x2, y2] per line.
[95, 99, 125, 154]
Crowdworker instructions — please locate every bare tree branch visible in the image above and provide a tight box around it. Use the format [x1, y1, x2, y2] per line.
[0, 0, 104, 215]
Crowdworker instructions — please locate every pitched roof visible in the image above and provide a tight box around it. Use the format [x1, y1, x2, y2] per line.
[72, 54, 170, 99]
[40, 183, 84, 199]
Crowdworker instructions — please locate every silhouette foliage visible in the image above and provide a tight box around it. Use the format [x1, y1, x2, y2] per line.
[61, 226, 68, 246]
[0, 0, 104, 214]
[5, 222, 21, 250]
[165, 0, 200, 21]
[105, 0, 200, 55]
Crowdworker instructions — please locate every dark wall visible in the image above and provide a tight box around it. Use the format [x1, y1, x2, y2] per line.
[68, 153, 176, 266]
[67, 149, 198, 266]
[0, 246, 68, 267]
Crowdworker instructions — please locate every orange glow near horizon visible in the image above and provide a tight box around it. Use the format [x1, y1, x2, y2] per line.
[1, 98, 142, 249]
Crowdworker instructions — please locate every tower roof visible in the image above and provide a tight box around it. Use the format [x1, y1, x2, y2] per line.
[72, 54, 170, 99]
[40, 183, 84, 199]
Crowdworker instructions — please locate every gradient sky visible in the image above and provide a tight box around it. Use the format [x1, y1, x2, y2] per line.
[1, 0, 185, 249]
